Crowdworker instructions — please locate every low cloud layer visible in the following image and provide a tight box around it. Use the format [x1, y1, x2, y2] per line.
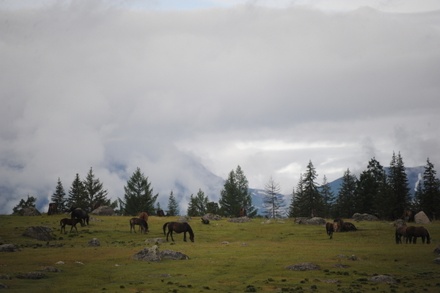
[1, 1, 439, 214]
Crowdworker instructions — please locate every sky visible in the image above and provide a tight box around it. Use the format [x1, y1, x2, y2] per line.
[1, 0, 440, 214]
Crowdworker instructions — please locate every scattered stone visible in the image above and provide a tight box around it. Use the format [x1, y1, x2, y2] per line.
[228, 217, 251, 223]
[145, 238, 166, 245]
[0, 283, 7, 289]
[133, 245, 189, 262]
[0, 244, 18, 252]
[368, 275, 396, 284]
[434, 258, 440, 264]
[286, 262, 320, 271]
[434, 245, 440, 255]
[352, 213, 378, 221]
[414, 211, 431, 224]
[245, 284, 257, 292]
[75, 261, 84, 265]
[14, 207, 41, 216]
[221, 241, 230, 245]
[41, 266, 62, 272]
[88, 238, 100, 247]
[16, 272, 47, 279]
[55, 261, 65, 265]
[295, 217, 326, 225]
[334, 264, 349, 268]
[0, 275, 11, 280]
[22, 226, 55, 241]
[91, 205, 115, 216]
[203, 213, 222, 221]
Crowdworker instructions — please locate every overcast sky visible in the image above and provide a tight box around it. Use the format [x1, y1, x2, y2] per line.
[1, 0, 440, 214]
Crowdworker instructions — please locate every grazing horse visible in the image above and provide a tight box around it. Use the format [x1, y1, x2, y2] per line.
[333, 218, 357, 232]
[325, 222, 334, 239]
[395, 225, 407, 244]
[162, 222, 194, 242]
[129, 218, 149, 234]
[138, 211, 149, 231]
[60, 218, 81, 234]
[405, 226, 431, 244]
[70, 207, 89, 226]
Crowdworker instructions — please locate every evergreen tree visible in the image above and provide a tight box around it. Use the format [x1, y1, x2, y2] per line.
[12, 195, 37, 214]
[356, 158, 389, 218]
[51, 177, 66, 213]
[219, 165, 257, 217]
[334, 169, 358, 218]
[262, 177, 285, 218]
[187, 189, 208, 216]
[416, 158, 440, 220]
[388, 152, 411, 220]
[83, 167, 110, 212]
[167, 191, 180, 216]
[289, 176, 303, 217]
[206, 201, 220, 214]
[66, 173, 87, 209]
[119, 167, 158, 216]
[319, 175, 335, 218]
[292, 161, 324, 217]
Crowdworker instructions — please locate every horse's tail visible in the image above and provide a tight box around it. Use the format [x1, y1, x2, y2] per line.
[163, 222, 169, 235]
[426, 230, 431, 244]
[395, 230, 400, 244]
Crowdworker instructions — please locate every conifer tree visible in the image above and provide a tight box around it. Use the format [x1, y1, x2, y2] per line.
[293, 161, 324, 217]
[334, 169, 358, 218]
[51, 177, 66, 213]
[66, 173, 87, 209]
[319, 175, 335, 218]
[187, 189, 208, 216]
[289, 175, 303, 217]
[167, 191, 180, 216]
[262, 177, 285, 218]
[83, 167, 110, 212]
[219, 165, 257, 217]
[119, 167, 158, 216]
[388, 152, 410, 220]
[12, 195, 37, 214]
[416, 158, 440, 220]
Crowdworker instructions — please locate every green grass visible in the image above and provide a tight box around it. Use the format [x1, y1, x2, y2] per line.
[0, 215, 439, 292]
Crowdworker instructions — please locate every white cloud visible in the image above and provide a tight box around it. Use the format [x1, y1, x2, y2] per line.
[0, 1, 439, 213]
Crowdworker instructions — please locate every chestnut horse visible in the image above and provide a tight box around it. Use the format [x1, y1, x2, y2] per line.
[129, 218, 148, 234]
[395, 225, 407, 244]
[405, 226, 430, 244]
[162, 222, 194, 242]
[60, 218, 81, 234]
[325, 222, 334, 239]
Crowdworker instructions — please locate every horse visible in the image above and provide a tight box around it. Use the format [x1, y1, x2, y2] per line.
[162, 222, 194, 242]
[405, 226, 430, 244]
[239, 207, 247, 217]
[70, 207, 89, 226]
[395, 225, 407, 244]
[138, 211, 149, 231]
[60, 218, 81, 234]
[333, 218, 357, 232]
[325, 222, 334, 239]
[402, 210, 416, 222]
[129, 218, 148, 234]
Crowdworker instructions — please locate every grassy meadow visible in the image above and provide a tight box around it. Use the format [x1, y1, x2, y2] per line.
[0, 214, 439, 293]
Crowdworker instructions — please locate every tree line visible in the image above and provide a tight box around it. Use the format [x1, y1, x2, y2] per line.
[11, 152, 440, 221]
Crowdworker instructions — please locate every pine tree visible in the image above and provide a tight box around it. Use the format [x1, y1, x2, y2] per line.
[320, 175, 335, 218]
[289, 175, 303, 217]
[357, 158, 389, 217]
[187, 189, 208, 216]
[66, 173, 87, 209]
[83, 167, 110, 212]
[167, 191, 180, 216]
[51, 177, 66, 213]
[293, 161, 324, 217]
[416, 158, 440, 220]
[388, 152, 411, 220]
[262, 177, 285, 218]
[219, 165, 257, 217]
[12, 195, 37, 214]
[119, 167, 158, 216]
[334, 169, 358, 218]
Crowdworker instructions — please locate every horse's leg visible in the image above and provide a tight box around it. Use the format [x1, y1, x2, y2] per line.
[183, 231, 187, 242]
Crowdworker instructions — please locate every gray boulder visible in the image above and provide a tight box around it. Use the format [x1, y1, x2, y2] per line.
[133, 245, 189, 262]
[414, 211, 430, 224]
[91, 206, 114, 216]
[0, 244, 18, 252]
[352, 213, 378, 221]
[88, 238, 100, 247]
[23, 226, 55, 241]
[295, 217, 326, 225]
[286, 262, 320, 271]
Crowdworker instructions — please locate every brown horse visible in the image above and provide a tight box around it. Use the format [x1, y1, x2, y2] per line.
[162, 222, 194, 242]
[325, 222, 334, 239]
[333, 218, 357, 232]
[138, 212, 149, 231]
[60, 218, 81, 234]
[405, 226, 430, 244]
[129, 218, 148, 234]
[395, 225, 407, 244]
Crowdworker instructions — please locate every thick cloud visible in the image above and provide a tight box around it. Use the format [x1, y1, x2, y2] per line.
[1, 1, 439, 214]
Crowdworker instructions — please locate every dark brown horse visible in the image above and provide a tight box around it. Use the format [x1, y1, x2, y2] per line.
[162, 222, 194, 242]
[333, 218, 357, 232]
[138, 212, 149, 231]
[405, 226, 430, 244]
[60, 218, 81, 234]
[325, 222, 334, 239]
[129, 218, 148, 234]
[395, 225, 407, 244]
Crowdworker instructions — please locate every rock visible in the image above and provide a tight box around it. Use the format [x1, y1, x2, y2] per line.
[352, 213, 379, 221]
[434, 245, 440, 254]
[41, 266, 62, 272]
[229, 217, 252, 223]
[414, 211, 430, 224]
[15, 207, 41, 216]
[88, 238, 100, 247]
[286, 262, 320, 271]
[0, 244, 18, 252]
[203, 213, 222, 221]
[434, 258, 440, 264]
[368, 275, 396, 284]
[91, 206, 114, 216]
[16, 272, 47, 279]
[295, 217, 326, 225]
[133, 245, 189, 262]
[145, 238, 166, 245]
[22, 226, 55, 241]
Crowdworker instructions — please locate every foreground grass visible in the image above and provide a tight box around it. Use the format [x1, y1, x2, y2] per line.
[0, 215, 439, 293]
